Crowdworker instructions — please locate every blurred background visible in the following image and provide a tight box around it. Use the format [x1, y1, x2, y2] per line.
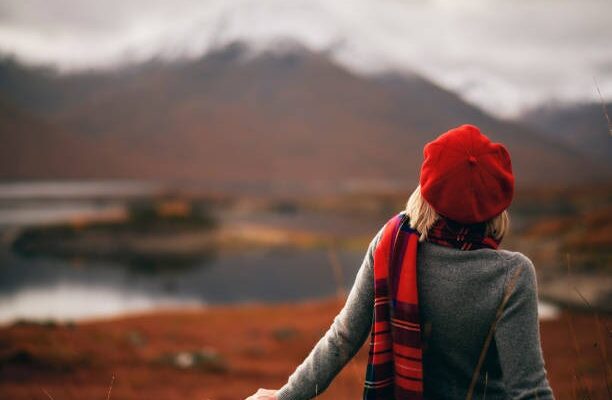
[0, 1, 610, 399]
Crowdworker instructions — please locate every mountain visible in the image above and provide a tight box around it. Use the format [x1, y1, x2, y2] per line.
[0, 43, 608, 191]
[0, 98, 133, 179]
[520, 102, 611, 168]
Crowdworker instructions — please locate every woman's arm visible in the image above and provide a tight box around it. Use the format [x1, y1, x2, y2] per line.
[494, 253, 555, 400]
[274, 226, 385, 400]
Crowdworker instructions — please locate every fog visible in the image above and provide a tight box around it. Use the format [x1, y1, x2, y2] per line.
[0, 0, 610, 117]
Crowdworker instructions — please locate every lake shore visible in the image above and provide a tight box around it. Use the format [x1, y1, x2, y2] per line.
[0, 297, 609, 400]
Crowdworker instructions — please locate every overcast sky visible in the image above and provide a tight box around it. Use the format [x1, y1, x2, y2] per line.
[0, 0, 610, 118]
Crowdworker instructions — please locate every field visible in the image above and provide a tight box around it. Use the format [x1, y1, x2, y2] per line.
[0, 298, 610, 400]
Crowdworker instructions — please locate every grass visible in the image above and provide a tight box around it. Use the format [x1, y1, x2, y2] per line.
[40, 375, 114, 400]
[566, 253, 612, 399]
[593, 77, 612, 136]
[2, 292, 608, 399]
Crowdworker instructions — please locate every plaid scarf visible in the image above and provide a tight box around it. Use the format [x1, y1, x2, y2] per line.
[363, 212, 500, 399]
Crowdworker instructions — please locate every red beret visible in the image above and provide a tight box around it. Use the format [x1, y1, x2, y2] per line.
[419, 124, 514, 224]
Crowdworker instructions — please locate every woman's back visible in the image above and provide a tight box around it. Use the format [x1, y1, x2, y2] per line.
[417, 241, 553, 399]
[275, 221, 554, 400]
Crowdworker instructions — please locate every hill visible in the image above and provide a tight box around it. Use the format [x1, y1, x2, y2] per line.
[0, 43, 607, 191]
[520, 102, 611, 168]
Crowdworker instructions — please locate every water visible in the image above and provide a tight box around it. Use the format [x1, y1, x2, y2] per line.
[0, 247, 366, 324]
[0, 247, 560, 324]
[0, 180, 161, 229]
[0, 180, 374, 324]
[0, 180, 161, 200]
[0, 180, 560, 324]
[0, 201, 125, 227]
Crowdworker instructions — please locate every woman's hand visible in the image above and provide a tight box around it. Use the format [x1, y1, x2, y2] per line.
[244, 388, 278, 400]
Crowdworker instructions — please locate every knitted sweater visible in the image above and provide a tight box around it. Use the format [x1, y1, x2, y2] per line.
[276, 212, 555, 400]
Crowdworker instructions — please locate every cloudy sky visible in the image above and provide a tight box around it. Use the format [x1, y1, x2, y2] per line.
[0, 0, 610, 118]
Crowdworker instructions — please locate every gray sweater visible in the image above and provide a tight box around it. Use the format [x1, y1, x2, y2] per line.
[276, 212, 555, 400]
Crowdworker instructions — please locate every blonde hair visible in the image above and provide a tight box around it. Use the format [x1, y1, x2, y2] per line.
[405, 185, 509, 242]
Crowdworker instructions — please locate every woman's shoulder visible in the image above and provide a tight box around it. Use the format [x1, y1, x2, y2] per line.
[495, 249, 538, 291]
[496, 249, 535, 270]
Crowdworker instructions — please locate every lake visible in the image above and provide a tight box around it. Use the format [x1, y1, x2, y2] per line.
[0, 180, 560, 324]
[0, 246, 366, 324]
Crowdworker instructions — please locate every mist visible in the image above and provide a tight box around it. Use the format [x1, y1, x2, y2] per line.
[0, 0, 611, 117]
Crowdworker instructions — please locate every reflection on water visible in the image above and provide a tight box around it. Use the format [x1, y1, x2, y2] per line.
[0, 180, 160, 200]
[117, 253, 218, 274]
[0, 283, 202, 323]
[0, 247, 366, 324]
[0, 249, 560, 324]
[0, 180, 161, 228]
[0, 202, 124, 227]
[0, 180, 370, 324]
[0, 181, 561, 324]
[537, 300, 560, 321]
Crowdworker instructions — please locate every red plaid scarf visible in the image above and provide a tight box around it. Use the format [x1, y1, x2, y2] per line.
[363, 212, 500, 399]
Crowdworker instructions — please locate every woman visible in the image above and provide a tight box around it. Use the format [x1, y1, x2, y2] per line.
[246, 124, 555, 400]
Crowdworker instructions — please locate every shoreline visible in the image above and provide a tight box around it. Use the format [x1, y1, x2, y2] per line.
[0, 295, 576, 328]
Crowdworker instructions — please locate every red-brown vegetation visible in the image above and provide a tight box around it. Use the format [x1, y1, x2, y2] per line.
[0, 298, 609, 399]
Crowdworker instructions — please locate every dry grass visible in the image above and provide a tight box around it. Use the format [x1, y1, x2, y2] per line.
[593, 77, 611, 136]
[0, 296, 609, 399]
